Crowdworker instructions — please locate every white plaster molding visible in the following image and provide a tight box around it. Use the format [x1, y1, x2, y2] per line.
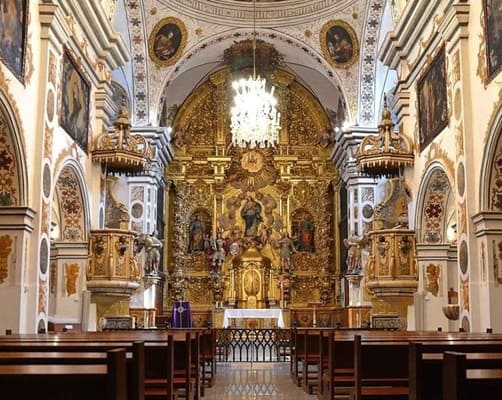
[158, 0, 356, 27]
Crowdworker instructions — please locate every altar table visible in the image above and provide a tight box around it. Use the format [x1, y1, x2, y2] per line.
[222, 309, 285, 328]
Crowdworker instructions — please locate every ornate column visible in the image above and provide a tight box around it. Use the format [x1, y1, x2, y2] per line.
[415, 244, 458, 332]
[472, 212, 502, 332]
[127, 126, 171, 327]
[0, 208, 35, 333]
[49, 242, 88, 331]
[333, 126, 378, 310]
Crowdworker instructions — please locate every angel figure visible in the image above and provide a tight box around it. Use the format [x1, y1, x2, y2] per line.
[343, 234, 367, 274]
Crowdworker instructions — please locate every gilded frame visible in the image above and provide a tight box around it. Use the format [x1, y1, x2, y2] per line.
[320, 20, 359, 69]
[148, 17, 187, 67]
[417, 47, 449, 152]
[482, 0, 502, 83]
[60, 51, 91, 153]
[0, 0, 28, 82]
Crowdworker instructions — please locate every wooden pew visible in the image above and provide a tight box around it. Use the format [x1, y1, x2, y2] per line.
[319, 330, 355, 400]
[354, 335, 409, 400]
[200, 328, 216, 388]
[301, 328, 322, 394]
[0, 328, 207, 400]
[0, 340, 145, 400]
[144, 331, 199, 400]
[443, 351, 502, 400]
[0, 347, 127, 400]
[409, 340, 502, 400]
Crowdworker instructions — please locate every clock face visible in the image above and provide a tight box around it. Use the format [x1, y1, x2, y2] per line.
[241, 150, 264, 173]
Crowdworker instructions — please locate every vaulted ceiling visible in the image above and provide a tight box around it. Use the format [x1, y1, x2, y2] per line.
[112, 0, 392, 129]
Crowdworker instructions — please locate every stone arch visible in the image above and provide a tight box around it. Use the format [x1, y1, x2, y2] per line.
[154, 29, 351, 125]
[52, 161, 90, 242]
[481, 106, 502, 211]
[416, 164, 454, 244]
[0, 89, 28, 206]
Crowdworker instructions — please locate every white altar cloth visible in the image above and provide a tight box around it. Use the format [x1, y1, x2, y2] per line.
[222, 309, 285, 328]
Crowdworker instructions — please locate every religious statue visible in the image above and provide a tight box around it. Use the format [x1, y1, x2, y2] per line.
[188, 214, 206, 253]
[241, 195, 263, 237]
[210, 229, 226, 272]
[257, 224, 271, 248]
[143, 232, 162, 275]
[343, 234, 367, 274]
[277, 231, 297, 272]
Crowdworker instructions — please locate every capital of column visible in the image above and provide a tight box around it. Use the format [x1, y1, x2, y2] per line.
[332, 126, 378, 181]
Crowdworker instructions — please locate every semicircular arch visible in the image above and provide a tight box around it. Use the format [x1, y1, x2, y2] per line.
[416, 163, 454, 244]
[0, 88, 28, 206]
[481, 106, 502, 211]
[52, 160, 90, 242]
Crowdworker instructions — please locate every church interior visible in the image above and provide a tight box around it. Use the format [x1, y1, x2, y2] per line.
[5, 0, 502, 399]
[0, 0, 502, 340]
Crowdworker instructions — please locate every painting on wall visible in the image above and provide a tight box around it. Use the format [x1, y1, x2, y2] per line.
[417, 48, 448, 152]
[483, 0, 502, 81]
[0, 0, 28, 82]
[148, 17, 187, 67]
[60, 52, 90, 152]
[320, 20, 359, 69]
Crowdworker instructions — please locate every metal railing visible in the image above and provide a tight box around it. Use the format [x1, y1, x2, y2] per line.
[215, 328, 290, 362]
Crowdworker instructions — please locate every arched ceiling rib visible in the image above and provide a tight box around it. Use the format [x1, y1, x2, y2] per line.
[158, 0, 359, 27]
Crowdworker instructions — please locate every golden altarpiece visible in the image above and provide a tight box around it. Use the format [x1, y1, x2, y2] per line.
[163, 41, 343, 328]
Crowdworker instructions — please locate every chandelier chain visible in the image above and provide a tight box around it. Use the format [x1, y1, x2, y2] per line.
[229, 0, 281, 149]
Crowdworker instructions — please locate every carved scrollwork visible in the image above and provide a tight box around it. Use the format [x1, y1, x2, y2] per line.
[292, 275, 319, 303]
[186, 276, 212, 304]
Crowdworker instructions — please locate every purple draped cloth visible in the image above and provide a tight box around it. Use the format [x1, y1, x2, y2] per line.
[171, 301, 192, 328]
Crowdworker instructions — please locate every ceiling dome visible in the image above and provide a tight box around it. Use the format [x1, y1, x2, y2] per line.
[158, 0, 359, 27]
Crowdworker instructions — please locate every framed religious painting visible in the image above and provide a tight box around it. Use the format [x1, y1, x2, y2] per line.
[417, 48, 449, 152]
[60, 51, 91, 152]
[320, 20, 359, 69]
[148, 17, 187, 67]
[483, 0, 502, 82]
[0, 0, 28, 82]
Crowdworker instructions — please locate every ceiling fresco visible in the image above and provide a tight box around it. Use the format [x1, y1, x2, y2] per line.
[118, 0, 386, 129]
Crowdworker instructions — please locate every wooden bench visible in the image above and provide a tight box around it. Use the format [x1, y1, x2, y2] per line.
[354, 335, 409, 400]
[0, 340, 145, 400]
[0, 328, 209, 400]
[443, 351, 502, 400]
[409, 340, 502, 400]
[144, 331, 200, 400]
[0, 347, 127, 400]
[318, 329, 502, 400]
[319, 330, 355, 400]
[200, 328, 216, 388]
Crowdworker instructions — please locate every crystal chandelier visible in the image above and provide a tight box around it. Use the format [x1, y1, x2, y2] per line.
[230, 0, 280, 148]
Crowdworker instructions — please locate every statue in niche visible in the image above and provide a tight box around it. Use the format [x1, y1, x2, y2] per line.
[188, 214, 206, 253]
[241, 195, 263, 237]
[210, 229, 226, 273]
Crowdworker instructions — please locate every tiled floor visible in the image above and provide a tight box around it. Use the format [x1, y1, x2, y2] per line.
[203, 362, 317, 399]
